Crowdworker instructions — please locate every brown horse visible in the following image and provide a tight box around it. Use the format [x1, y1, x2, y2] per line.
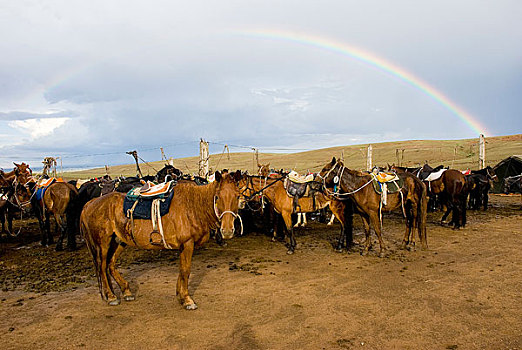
[239, 174, 350, 254]
[80, 171, 242, 308]
[30, 181, 79, 250]
[424, 168, 468, 228]
[319, 158, 428, 257]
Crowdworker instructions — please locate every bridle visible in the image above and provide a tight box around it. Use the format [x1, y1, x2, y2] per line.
[213, 194, 244, 236]
[317, 161, 374, 198]
[240, 174, 286, 202]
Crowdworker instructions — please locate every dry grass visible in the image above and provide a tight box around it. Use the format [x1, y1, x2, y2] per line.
[62, 134, 522, 179]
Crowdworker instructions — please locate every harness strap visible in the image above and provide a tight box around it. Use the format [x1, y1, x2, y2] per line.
[126, 200, 140, 247]
[151, 198, 172, 249]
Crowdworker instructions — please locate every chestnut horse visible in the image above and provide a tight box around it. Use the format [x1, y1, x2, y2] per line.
[80, 171, 242, 309]
[239, 174, 351, 254]
[319, 158, 428, 257]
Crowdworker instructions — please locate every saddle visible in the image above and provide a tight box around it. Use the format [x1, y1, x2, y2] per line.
[123, 180, 176, 247]
[371, 172, 403, 206]
[424, 168, 447, 182]
[284, 171, 319, 213]
[35, 177, 64, 201]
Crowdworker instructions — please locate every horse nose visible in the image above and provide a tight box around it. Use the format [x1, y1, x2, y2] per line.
[220, 227, 235, 240]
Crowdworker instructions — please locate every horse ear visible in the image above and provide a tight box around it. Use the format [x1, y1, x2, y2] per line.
[214, 171, 222, 183]
[13, 162, 20, 167]
[232, 170, 242, 182]
[331, 157, 336, 164]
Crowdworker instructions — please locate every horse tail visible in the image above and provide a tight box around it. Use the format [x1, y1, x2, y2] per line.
[418, 179, 428, 249]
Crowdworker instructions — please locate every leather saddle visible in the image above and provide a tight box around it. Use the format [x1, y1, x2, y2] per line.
[284, 171, 320, 213]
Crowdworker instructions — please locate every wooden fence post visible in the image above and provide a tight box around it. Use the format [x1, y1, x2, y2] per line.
[199, 139, 209, 178]
[367, 144, 373, 171]
[479, 134, 486, 169]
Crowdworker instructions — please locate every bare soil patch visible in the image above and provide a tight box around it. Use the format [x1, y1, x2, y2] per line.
[1, 195, 521, 349]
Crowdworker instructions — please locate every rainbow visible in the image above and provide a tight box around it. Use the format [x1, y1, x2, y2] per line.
[238, 29, 488, 136]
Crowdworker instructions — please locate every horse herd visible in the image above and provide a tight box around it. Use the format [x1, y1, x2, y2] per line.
[0, 158, 516, 308]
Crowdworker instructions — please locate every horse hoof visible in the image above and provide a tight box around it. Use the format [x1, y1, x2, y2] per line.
[123, 295, 135, 302]
[107, 298, 120, 306]
[66, 245, 77, 252]
[184, 303, 198, 310]
[286, 249, 295, 255]
[55, 245, 64, 252]
[378, 252, 385, 258]
[335, 248, 343, 253]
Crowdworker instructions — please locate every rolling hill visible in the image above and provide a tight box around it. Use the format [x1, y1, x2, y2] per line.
[62, 134, 522, 179]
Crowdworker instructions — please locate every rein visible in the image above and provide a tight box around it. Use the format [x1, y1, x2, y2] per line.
[241, 175, 287, 201]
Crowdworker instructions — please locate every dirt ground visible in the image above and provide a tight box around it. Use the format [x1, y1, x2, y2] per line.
[1, 195, 521, 350]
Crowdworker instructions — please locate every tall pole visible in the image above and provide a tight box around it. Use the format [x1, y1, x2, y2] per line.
[479, 134, 486, 169]
[199, 139, 209, 178]
[367, 144, 373, 171]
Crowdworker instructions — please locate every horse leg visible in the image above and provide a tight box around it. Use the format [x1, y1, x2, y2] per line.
[369, 211, 386, 258]
[65, 210, 77, 251]
[44, 211, 53, 245]
[99, 237, 119, 305]
[302, 213, 307, 227]
[55, 214, 66, 251]
[401, 201, 413, 250]
[293, 213, 302, 228]
[440, 202, 452, 225]
[331, 204, 346, 252]
[360, 214, 372, 255]
[451, 198, 461, 229]
[108, 240, 134, 301]
[177, 239, 197, 310]
[281, 212, 296, 254]
[460, 196, 467, 228]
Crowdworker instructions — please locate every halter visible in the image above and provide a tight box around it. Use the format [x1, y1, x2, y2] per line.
[240, 174, 286, 202]
[213, 195, 244, 236]
[318, 162, 374, 198]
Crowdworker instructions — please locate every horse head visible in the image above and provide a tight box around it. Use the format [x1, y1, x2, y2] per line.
[13, 162, 33, 185]
[318, 157, 344, 189]
[214, 170, 243, 240]
[257, 163, 270, 177]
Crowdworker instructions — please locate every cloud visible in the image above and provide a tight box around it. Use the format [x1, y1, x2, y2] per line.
[8, 117, 70, 139]
[0, 111, 76, 121]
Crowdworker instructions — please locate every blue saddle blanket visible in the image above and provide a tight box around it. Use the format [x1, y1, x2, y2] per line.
[36, 188, 47, 201]
[123, 189, 175, 220]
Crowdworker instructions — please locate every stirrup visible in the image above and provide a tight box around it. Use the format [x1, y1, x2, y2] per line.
[149, 231, 162, 245]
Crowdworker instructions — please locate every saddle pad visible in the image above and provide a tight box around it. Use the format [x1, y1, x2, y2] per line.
[36, 187, 47, 201]
[123, 189, 175, 220]
[37, 178, 56, 188]
[372, 177, 403, 195]
[127, 181, 175, 199]
[375, 172, 399, 183]
[425, 168, 447, 182]
[288, 171, 314, 184]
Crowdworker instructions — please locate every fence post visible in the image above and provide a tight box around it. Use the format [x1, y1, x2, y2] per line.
[366, 144, 373, 171]
[479, 134, 486, 169]
[199, 139, 209, 178]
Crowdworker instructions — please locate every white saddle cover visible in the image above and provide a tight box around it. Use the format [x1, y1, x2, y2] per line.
[425, 168, 447, 182]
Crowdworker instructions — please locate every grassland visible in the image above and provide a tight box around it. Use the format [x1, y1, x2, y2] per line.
[62, 134, 522, 179]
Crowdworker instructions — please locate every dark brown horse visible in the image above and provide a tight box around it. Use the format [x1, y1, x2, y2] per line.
[80, 171, 242, 308]
[30, 180, 79, 250]
[419, 166, 468, 228]
[319, 158, 428, 257]
[239, 174, 350, 254]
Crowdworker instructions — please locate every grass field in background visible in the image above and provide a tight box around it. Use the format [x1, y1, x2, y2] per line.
[61, 134, 522, 180]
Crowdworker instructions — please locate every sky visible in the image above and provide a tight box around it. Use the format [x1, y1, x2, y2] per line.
[0, 0, 521, 170]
